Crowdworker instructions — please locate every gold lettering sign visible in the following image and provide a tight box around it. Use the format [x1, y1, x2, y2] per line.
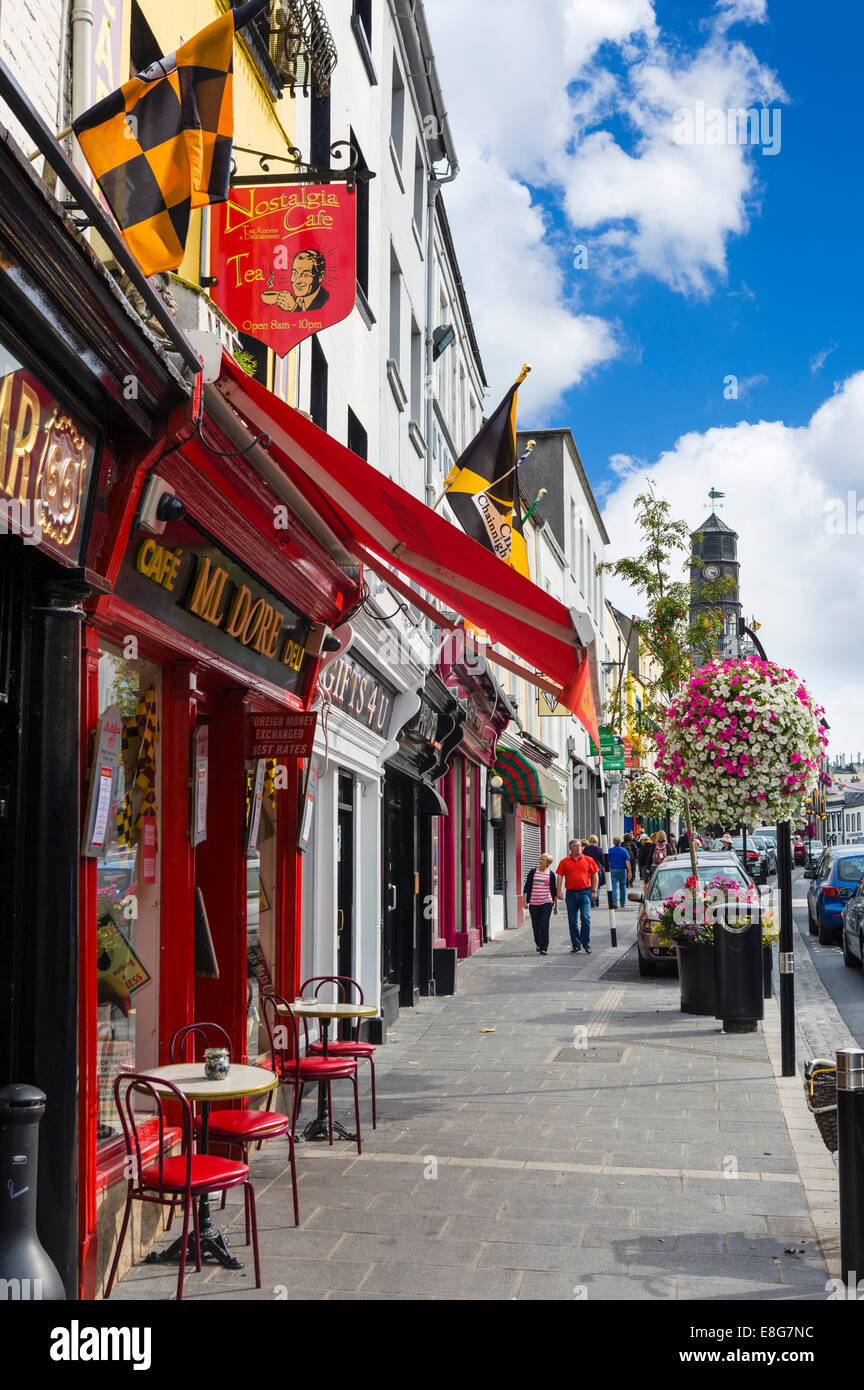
[0, 368, 94, 549]
[133, 539, 310, 677]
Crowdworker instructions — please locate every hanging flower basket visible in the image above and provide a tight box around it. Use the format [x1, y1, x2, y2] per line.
[622, 772, 683, 819]
[655, 657, 827, 825]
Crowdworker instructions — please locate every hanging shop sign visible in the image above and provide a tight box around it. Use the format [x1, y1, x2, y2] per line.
[589, 726, 626, 771]
[319, 652, 396, 739]
[247, 711, 318, 759]
[210, 184, 357, 357]
[0, 352, 98, 566]
[116, 520, 315, 701]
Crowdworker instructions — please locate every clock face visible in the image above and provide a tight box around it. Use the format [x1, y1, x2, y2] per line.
[704, 564, 720, 580]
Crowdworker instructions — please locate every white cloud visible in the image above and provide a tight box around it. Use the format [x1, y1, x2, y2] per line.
[713, 0, 769, 31]
[810, 342, 837, 375]
[425, 0, 786, 404]
[438, 158, 620, 418]
[600, 373, 864, 757]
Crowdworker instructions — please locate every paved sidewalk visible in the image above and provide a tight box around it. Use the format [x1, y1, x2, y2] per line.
[112, 910, 835, 1301]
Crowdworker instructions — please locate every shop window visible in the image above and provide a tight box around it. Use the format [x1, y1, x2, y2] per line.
[245, 759, 279, 1058]
[452, 760, 464, 932]
[95, 646, 162, 1147]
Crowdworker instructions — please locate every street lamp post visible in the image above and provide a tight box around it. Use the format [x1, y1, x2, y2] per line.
[739, 619, 796, 1078]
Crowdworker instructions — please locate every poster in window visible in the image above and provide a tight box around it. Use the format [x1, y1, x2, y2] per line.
[83, 705, 123, 857]
[191, 725, 209, 846]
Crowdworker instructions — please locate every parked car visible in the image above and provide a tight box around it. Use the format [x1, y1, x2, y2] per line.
[718, 836, 768, 885]
[805, 847, 864, 945]
[841, 877, 864, 968]
[803, 839, 823, 869]
[750, 835, 777, 876]
[633, 853, 752, 977]
[752, 827, 780, 869]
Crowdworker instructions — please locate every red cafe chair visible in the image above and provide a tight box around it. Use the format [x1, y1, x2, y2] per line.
[169, 1022, 299, 1228]
[300, 976, 378, 1128]
[261, 993, 363, 1154]
[105, 1073, 261, 1301]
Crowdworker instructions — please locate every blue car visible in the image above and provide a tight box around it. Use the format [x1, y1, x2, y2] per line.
[805, 847, 864, 946]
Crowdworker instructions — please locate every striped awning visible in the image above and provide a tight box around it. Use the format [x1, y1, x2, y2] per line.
[493, 747, 564, 808]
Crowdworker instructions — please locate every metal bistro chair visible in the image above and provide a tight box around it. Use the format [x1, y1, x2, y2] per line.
[105, 1073, 261, 1301]
[300, 976, 378, 1128]
[168, 1022, 299, 1228]
[261, 993, 363, 1153]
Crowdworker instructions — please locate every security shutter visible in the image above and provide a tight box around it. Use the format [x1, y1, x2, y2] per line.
[521, 820, 541, 874]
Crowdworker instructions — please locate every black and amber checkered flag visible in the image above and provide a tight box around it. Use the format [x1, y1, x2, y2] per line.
[72, 0, 269, 276]
[441, 366, 532, 581]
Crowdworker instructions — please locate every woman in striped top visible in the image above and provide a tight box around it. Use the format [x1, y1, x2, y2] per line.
[522, 853, 560, 955]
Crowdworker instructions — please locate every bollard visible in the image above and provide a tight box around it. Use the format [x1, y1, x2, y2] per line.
[0, 1084, 65, 1300]
[837, 1048, 864, 1288]
[713, 903, 764, 1033]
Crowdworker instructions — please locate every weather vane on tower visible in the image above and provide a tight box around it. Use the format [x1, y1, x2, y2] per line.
[707, 486, 725, 510]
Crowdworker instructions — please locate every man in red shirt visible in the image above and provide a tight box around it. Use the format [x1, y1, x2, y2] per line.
[556, 839, 599, 954]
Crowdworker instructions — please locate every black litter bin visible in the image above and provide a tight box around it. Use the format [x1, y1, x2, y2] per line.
[714, 904, 764, 1033]
[0, 1084, 65, 1300]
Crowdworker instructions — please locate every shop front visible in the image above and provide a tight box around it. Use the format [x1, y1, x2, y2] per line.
[491, 739, 566, 930]
[81, 424, 361, 1294]
[0, 99, 202, 1297]
[437, 647, 513, 959]
[299, 608, 425, 1044]
[382, 672, 465, 1004]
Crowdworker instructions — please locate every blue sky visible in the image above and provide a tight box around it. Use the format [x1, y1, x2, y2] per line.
[429, 0, 864, 757]
[563, 0, 863, 489]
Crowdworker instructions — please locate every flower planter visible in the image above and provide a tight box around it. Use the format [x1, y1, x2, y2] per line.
[675, 942, 716, 1015]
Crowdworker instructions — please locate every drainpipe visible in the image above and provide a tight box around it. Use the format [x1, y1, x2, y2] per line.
[70, 0, 93, 179]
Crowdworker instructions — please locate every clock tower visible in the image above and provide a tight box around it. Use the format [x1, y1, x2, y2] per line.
[690, 503, 742, 658]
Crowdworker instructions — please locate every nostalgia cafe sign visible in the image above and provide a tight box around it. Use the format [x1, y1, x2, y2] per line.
[0, 356, 97, 565]
[116, 523, 314, 700]
[210, 184, 357, 358]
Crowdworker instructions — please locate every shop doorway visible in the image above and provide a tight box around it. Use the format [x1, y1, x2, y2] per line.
[337, 773, 354, 980]
[382, 770, 415, 1025]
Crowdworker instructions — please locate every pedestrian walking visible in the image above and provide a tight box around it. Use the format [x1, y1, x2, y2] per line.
[637, 833, 655, 884]
[652, 830, 670, 869]
[583, 834, 605, 899]
[522, 853, 559, 955]
[677, 828, 690, 853]
[608, 835, 632, 908]
[556, 839, 599, 954]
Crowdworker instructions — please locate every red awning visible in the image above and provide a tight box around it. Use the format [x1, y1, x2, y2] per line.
[216, 355, 590, 713]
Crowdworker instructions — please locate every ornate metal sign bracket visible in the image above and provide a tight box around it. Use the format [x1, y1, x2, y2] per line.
[230, 140, 376, 190]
